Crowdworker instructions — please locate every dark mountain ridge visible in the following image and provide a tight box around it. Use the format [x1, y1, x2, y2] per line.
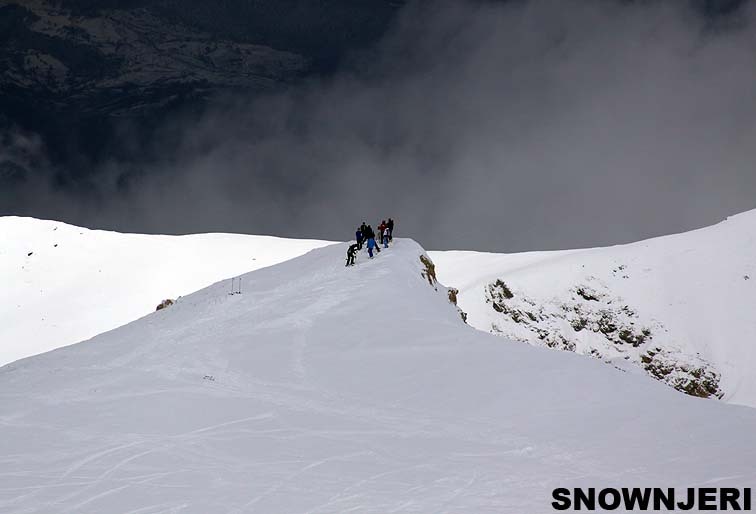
[0, 0, 402, 181]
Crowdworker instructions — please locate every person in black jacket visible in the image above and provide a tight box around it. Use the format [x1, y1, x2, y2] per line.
[346, 243, 358, 266]
[387, 218, 394, 241]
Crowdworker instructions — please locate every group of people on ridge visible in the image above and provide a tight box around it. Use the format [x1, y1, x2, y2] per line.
[346, 218, 395, 266]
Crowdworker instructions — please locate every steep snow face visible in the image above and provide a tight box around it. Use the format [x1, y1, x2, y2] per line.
[0, 217, 330, 366]
[430, 210, 756, 407]
[1, 240, 755, 513]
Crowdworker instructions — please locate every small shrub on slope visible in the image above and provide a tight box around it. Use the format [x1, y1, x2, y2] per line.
[156, 299, 175, 311]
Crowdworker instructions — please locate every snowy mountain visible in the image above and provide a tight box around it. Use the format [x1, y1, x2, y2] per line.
[1, 239, 755, 513]
[4, 211, 756, 408]
[432, 209, 756, 407]
[0, 216, 330, 366]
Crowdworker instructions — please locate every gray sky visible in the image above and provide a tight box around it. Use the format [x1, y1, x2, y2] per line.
[4, 0, 756, 252]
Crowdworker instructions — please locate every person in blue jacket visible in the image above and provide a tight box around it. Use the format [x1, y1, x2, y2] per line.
[355, 227, 364, 250]
[363, 224, 379, 253]
[366, 235, 376, 258]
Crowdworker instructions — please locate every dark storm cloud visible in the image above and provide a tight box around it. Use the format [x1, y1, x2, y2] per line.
[6, 0, 756, 252]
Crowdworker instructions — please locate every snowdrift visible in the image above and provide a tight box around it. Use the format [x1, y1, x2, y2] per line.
[1, 240, 755, 513]
[0, 217, 330, 366]
[431, 210, 756, 407]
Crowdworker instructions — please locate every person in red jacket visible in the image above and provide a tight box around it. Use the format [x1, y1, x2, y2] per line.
[378, 220, 387, 242]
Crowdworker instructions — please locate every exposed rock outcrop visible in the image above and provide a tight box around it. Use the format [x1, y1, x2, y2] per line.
[484, 278, 722, 399]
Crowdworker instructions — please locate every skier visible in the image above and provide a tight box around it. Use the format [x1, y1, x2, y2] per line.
[346, 243, 358, 266]
[382, 227, 389, 248]
[366, 236, 376, 258]
[387, 218, 394, 241]
[355, 227, 364, 250]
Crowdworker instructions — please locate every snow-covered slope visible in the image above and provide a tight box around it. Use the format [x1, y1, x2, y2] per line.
[5, 212, 756, 408]
[0, 217, 330, 366]
[1, 239, 755, 513]
[431, 210, 756, 407]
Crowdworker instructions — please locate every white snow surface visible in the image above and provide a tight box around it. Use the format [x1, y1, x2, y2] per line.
[431, 209, 756, 407]
[1, 239, 755, 513]
[0, 217, 330, 366]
